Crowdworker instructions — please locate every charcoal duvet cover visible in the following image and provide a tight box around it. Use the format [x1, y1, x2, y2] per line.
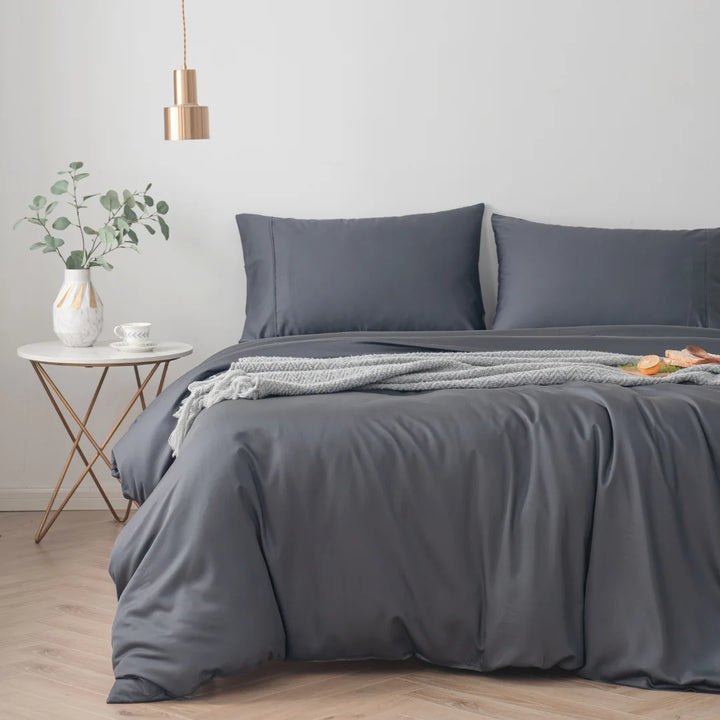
[108, 326, 720, 703]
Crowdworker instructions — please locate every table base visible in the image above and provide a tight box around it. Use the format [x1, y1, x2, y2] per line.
[30, 360, 170, 543]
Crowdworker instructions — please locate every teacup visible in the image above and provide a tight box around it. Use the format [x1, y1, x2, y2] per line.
[114, 322, 152, 347]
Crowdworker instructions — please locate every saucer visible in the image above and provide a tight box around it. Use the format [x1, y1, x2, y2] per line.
[110, 341, 158, 353]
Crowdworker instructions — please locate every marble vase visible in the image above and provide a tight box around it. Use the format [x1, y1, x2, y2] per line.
[52, 268, 103, 347]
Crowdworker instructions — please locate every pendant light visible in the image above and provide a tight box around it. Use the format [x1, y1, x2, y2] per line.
[164, 0, 209, 140]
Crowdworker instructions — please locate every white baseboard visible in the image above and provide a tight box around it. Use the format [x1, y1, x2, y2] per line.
[0, 487, 124, 511]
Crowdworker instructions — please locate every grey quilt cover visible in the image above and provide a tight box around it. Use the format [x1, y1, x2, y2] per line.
[108, 326, 720, 703]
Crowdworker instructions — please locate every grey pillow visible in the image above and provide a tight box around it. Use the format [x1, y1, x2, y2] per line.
[492, 214, 720, 330]
[237, 205, 485, 339]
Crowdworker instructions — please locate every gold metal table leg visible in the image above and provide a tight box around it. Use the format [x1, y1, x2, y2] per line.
[157, 361, 171, 395]
[29, 361, 164, 543]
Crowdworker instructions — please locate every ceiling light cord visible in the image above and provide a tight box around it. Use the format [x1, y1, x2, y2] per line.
[182, 0, 187, 70]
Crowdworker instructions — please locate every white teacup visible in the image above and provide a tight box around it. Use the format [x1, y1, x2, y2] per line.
[114, 322, 152, 347]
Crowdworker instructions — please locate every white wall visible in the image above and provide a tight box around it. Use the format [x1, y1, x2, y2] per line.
[2, 0, 720, 510]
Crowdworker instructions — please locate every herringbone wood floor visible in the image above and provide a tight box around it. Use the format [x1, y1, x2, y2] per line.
[1, 511, 720, 720]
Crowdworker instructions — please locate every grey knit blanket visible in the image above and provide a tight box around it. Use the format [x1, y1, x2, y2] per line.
[168, 350, 720, 454]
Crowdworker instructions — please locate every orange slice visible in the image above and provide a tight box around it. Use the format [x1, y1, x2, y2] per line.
[638, 355, 662, 375]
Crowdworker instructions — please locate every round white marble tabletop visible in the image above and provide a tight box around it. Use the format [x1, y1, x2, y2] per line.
[17, 340, 194, 366]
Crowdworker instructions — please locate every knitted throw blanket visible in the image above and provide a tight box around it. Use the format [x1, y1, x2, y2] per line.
[168, 350, 720, 455]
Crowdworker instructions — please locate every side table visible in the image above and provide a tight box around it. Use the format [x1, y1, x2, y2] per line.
[17, 341, 193, 542]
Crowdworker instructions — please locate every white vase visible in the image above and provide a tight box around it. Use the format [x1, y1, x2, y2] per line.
[52, 268, 103, 347]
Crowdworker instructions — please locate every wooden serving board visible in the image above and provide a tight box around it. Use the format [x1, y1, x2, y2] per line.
[620, 365, 678, 377]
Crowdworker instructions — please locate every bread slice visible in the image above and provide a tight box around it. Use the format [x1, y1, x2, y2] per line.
[664, 349, 710, 367]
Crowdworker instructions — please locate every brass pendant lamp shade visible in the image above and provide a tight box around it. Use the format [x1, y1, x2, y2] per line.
[164, 0, 209, 140]
[165, 69, 209, 140]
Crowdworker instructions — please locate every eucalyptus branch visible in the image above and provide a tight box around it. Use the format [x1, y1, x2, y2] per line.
[36, 212, 67, 265]
[87, 202, 125, 261]
[70, 172, 87, 257]
[13, 162, 170, 271]
[86, 240, 101, 265]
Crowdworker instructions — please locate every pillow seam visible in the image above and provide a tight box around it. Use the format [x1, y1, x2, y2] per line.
[270, 217, 279, 337]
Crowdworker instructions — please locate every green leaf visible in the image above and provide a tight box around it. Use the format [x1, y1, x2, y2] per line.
[142, 223, 156, 235]
[13, 218, 25, 230]
[122, 189, 136, 208]
[83, 225, 98, 235]
[50, 179, 69, 195]
[93, 257, 114, 271]
[57, 170, 68, 175]
[42, 246, 56, 254]
[74, 172, 90, 181]
[145, 182, 152, 192]
[44, 235, 64, 250]
[143, 195, 154, 207]
[156, 200, 169, 215]
[135, 201, 146, 212]
[32, 195, 47, 210]
[158, 216, 169, 240]
[99, 190, 121, 212]
[27, 217, 44, 226]
[69, 161, 84, 170]
[97, 226, 116, 246]
[127, 229, 139, 244]
[52, 216, 71, 230]
[83, 193, 100, 201]
[45, 201, 58, 214]
[123, 205, 138, 222]
[65, 250, 86, 269]
[114, 217, 131, 234]
[29, 242, 45, 251]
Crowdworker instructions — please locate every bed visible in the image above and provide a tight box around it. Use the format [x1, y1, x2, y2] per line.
[107, 208, 720, 702]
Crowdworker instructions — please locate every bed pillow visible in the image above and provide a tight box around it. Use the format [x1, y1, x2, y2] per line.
[492, 214, 720, 330]
[237, 204, 485, 339]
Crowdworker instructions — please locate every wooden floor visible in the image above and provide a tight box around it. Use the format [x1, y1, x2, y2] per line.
[1, 511, 720, 720]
